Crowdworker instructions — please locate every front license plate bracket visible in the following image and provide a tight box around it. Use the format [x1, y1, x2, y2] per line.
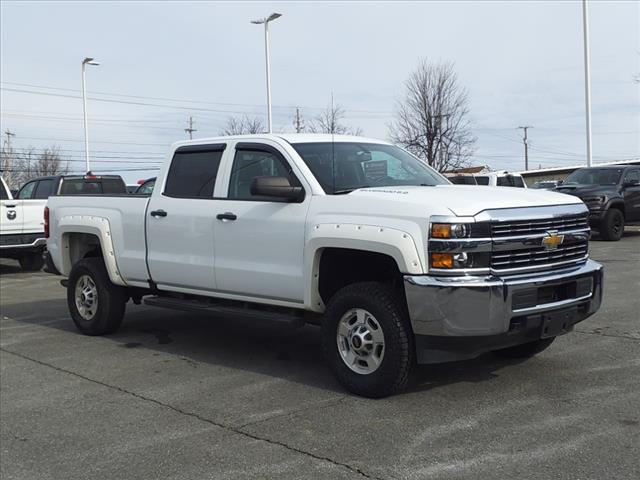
[541, 308, 577, 338]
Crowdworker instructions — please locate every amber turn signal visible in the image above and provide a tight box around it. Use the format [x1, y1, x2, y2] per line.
[431, 223, 451, 238]
[431, 252, 453, 268]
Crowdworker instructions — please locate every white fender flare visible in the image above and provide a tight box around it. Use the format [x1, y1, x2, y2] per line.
[304, 223, 424, 312]
[57, 215, 127, 286]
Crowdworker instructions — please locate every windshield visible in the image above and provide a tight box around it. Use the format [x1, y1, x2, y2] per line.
[564, 168, 622, 186]
[291, 142, 448, 194]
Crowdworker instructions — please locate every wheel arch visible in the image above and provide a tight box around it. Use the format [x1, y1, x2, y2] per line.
[304, 224, 423, 312]
[57, 216, 126, 286]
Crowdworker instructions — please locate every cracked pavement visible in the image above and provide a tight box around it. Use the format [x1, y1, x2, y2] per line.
[1, 230, 639, 479]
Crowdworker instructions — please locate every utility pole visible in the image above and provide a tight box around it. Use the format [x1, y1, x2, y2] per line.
[582, 0, 593, 167]
[184, 116, 197, 140]
[293, 107, 304, 133]
[518, 126, 533, 171]
[3, 129, 15, 151]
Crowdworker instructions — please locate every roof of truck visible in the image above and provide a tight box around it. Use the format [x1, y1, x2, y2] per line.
[171, 133, 391, 149]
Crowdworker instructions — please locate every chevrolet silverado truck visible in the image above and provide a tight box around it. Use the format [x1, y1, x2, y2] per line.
[555, 164, 640, 241]
[46, 134, 604, 397]
[1, 175, 47, 271]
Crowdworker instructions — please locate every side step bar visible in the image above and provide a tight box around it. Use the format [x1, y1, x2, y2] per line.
[143, 295, 307, 327]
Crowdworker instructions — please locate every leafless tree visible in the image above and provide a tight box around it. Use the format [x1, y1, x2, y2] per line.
[308, 102, 363, 136]
[1, 145, 69, 189]
[389, 60, 476, 172]
[219, 115, 265, 135]
[0, 141, 25, 189]
[30, 146, 70, 177]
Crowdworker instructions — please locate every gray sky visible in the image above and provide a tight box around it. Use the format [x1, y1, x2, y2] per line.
[1, 0, 639, 183]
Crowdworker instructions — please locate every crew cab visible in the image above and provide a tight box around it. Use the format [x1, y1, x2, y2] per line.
[1, 176, 47, 271]
[46, 135, 604, 397]
[555, 165, 640, 241]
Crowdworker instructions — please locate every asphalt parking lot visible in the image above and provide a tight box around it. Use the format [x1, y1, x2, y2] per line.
[1, 230, 639, 480]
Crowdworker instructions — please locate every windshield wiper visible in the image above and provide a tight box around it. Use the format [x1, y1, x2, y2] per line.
[333, 186, 370, 195]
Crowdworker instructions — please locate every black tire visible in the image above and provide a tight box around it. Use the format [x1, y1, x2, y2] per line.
[492, 337, 555, 359]
[600, 208, 624, 241]
[322, 282, 414, 398]
[18, 252, 45, 272]
[67, 257, 126, 336]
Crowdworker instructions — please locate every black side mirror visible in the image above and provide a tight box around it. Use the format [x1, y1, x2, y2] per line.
[251, 176, 304, 201]
[557, 180, 564, 185]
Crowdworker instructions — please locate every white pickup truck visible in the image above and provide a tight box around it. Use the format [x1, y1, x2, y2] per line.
[46, 134, 603, 397]
[1, 176, 47, 271]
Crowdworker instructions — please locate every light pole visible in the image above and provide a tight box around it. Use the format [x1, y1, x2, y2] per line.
[251, 13, 282, 133]
[582, 0, 593, 167]
[82, 57, 99, 172]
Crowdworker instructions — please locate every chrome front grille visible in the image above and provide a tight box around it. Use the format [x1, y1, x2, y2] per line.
[491, 241, 588, 271]
[491, 213, 589, 238]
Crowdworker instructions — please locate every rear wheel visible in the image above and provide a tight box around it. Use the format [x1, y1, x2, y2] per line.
[18, 252, 44, 272]
[600, 208, 624, 241]
[322, 282, 413, 398]
[492, 337, 555, 359]
[67, 258, 126, 335]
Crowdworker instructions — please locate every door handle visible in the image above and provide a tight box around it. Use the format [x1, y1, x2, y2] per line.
[150, 209, 167, 218]
[216, 212, 237, 221]
[5, 204, 16, 208]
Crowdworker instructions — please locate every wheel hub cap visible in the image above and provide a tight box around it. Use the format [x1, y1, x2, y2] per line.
[337, 308, 385, 375]
[75, 275, 98, 320]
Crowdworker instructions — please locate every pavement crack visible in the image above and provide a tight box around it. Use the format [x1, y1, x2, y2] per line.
[0, 347, 381, 480]
[235, 396, 348, 430]
[574, 330, 639, 341]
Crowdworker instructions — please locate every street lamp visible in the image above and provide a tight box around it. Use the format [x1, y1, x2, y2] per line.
[251, 13, 282, 133]
[82, 57, 99, 172]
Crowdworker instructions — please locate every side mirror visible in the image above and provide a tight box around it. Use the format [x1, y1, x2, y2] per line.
[251, 176, 304, 201]
[557, 180, 564, 185]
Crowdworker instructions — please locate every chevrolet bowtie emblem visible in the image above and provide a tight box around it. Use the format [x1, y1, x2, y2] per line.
[542, 231, 564, 250]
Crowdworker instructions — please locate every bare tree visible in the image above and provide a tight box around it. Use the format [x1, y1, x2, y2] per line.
[308, 102, 363, 136]
[219, 115, 265, 135]
[0, 139, 25, 189]
[389, 60, 476, 172]
[30, 146, 69, 177]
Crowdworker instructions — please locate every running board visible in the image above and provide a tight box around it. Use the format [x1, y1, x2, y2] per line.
[143, 295, 306, 327]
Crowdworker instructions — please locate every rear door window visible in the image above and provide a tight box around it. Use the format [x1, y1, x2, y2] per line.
[475, 176, 489, 185]
[34, 179, 54, 199]
[164, 145, 225, 198]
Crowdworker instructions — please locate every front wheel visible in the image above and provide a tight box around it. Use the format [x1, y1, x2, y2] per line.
[600, 208, 624, 241]
[322, 282, 414, 398]
[492, 337, 555, 359]
[67, 258, 126, 335]
[18, 252, 44, 272]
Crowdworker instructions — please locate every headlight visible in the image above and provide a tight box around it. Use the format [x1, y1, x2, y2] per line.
[428, 220, 491, 273]
[430, 223, 472, 239]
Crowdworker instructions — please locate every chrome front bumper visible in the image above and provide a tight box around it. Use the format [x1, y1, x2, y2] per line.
[404, 259, 603, 338]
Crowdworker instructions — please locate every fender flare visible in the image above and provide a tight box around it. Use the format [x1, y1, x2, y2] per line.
[57, 215, 127, 286]
[304, 223, 424, 312]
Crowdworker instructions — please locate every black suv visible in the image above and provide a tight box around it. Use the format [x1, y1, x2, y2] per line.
[555, 165, 640, 241]
[16, 173, 127, 200]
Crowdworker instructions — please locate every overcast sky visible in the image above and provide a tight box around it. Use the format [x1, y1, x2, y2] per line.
[1, 0, 639, 183]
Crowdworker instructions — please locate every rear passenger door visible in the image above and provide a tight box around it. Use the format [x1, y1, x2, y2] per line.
[146, 144, 226, 292]
[22, 179, 52, 234]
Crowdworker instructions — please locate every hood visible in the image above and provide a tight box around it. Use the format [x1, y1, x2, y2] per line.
[348, 185, 582, 217]
[555, 184, 618, 198]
